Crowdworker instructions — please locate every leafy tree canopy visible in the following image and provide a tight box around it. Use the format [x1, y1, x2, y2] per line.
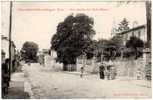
[21, 41, 39, 62]
[125, 36, 144, 59]
[126, 36, 144, 49]
[51, 13, 95, 65]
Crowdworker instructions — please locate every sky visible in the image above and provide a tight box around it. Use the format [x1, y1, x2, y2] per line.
[1, 1, 146, 50]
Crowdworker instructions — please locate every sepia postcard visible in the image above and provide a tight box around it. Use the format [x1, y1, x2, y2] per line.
[1, 0, 152, 99]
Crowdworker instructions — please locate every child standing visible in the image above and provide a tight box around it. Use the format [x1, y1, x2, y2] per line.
[80, 67, 84, 78]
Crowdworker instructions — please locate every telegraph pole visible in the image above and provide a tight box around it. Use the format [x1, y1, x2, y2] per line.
[9, 1, 13, 80]
[146, 1, 151, 48]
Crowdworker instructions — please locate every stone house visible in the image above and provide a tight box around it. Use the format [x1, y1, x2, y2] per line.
[118, 24, 147, 45]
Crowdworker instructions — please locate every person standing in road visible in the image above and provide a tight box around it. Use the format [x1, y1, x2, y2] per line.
[2, 59, 10, 96]
[80, 67, 84, 78]
[106, 65, 111, 80]
[99, 63, 105, 79]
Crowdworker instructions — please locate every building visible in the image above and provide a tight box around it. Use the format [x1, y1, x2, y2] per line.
[115, 24, 151, 80]
[1, 35, 17, 73]
[1, 35, 16, 60]
[118, 24, 147, 45]
[42, 49, 50, 55]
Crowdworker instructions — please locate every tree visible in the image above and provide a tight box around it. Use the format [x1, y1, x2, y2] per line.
[110, 35, 123, 47]
[117, 18, 130, 32]
[21, 41, 39, 62]
[96, 34, 124, 60]
[126, 36, 144, 59]
[96, 39, 110, 61]
[51, 13, 95, 71]
[126, 36, 144, 49]
[85, 40, 97, 59]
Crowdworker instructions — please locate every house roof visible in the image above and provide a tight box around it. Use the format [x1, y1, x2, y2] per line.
[118, 24, 146, 35]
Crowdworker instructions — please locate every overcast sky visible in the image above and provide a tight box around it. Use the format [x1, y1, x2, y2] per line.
[1, 1, 146, 50]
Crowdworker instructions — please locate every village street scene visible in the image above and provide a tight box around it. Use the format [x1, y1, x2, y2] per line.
[1, 0, 152, 99]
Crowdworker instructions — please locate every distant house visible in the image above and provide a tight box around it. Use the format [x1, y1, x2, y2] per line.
[118, 24, 147, 45]
[41, 49, 57, 58]
[1, 35, 16, 60]
[49, 49, 57, 58]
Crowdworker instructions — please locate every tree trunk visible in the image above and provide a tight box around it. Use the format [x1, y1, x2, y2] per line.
[70, 64, 77, 71]
[63, 63, 68, 71]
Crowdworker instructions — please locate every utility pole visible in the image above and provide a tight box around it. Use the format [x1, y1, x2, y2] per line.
[9, 1, 13, 80]
[146, 1, 151, 48]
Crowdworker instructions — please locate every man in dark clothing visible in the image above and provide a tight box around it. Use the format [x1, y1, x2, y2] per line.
[2, 59, 10, 97]
[99, 64, 105, 79]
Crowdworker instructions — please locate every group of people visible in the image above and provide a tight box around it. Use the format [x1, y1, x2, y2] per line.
[99, 61, 117, 80]
[80, 60, 117, 79]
